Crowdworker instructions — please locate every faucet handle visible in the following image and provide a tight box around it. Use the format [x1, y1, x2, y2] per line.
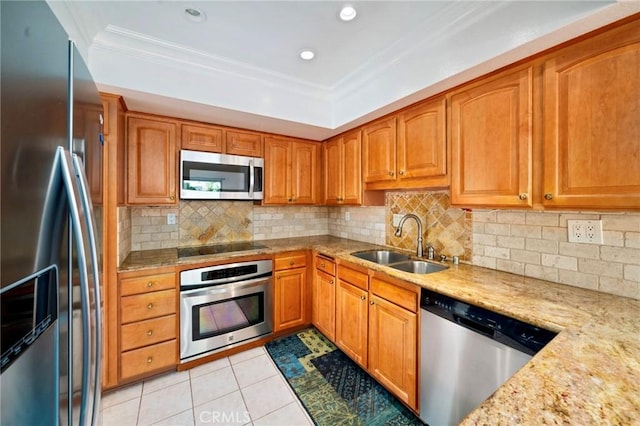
[427, 246, 435, 260]
[439, 254, 447, 262]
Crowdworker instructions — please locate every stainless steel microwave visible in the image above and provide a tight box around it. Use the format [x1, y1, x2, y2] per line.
[180, 150, 264, 200]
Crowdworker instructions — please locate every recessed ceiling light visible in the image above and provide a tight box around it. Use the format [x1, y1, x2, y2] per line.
[339, 5, 357, 22]
[299, 50, 315, 61]
[184, 7, 206, 23]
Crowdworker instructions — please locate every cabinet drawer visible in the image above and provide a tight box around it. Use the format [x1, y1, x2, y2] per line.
[120, 314, 177, 351]
[120, 272, 175, 296]
[315, 255, 336, 275]
[275, 253, 307, 270]
[120, 340, 176, 381]
[370, 278, 418, 313]
[120, 290, 176, 324]
[338, 264, 368, 291]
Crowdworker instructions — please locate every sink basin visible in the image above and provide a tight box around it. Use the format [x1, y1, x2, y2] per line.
[389, 260, 449, 274]
[351, 250, 411, 265]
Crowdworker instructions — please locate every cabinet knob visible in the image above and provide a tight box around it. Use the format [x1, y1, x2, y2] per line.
[370, 301, 375, 305]
[360, 295, 366, 301]
[147, 357, 153, 364]
[147, 303, 153, 309]
[147, 281, 153, 288]
[289, 261, 294, 266]
[320, 263, 325, 268]
[288, 198, 293, 203]
[518, 193, 528, 200]
[388, 171, 394, 177]
[147, 330, 153, 337]
[399, 170, 405, 176]
[169, 195, 175, 201]
[544, 193, 553, 200]
[277, 275, 281, 280]
[329, 280, 334, 285]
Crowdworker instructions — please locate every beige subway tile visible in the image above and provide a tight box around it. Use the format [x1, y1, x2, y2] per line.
[473, 222, 485, 234]
[485, 246, 510, 259]
[472, 255, 497, 269]
[485, 223, 510, 236]
[526, 212, 559, 227]
[600, 246, 640, 264]
[559, 242, 600, 260]
[558, 270, 599, 291]
[599, 277, 640, 300]
[473, 210, 497, 223]
[580, 258, 623, 278]
[496, 211, 526, 224]
[624, 265, 640, 282]
[542, 254, 577, 271]
[511, 249, 541, 265]
[625, 232, 640, 249]
[603, 231, 624, 247]
[542, 227, 568, 242]
[601, 214, 640, 232]
[472, 244, 485, 256]
[496, 259, 524, 275]
[497, 236, 525, 249]
[524, 264, 558, 282]
[474, 233, 497, 246]
[132, 217, 151, 226]
[525, 239, 558, 254]
[510, 224, 542, 239]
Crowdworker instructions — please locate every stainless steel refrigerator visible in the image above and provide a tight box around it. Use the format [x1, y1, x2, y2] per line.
[1, 1, 103, 424]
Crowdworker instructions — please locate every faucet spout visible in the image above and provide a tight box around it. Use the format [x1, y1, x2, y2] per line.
[394, 214, 424, 257]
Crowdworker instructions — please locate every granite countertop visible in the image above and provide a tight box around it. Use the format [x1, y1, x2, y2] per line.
[119, 236, 640, 424]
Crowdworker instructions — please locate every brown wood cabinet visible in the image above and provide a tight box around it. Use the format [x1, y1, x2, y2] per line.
[335, 264, 369, 368]
[362, 117, 397, 185]
[226, 129, 263, 157]
[312, 255, 336, 340]
[264, 136, 320, 205]
[273, 252, 310, 332]
[368, 275, 419, 410]
[181, 123, 224, 153]
[323, 129, 362, 205]
[450, 66, 533, 208]
[117, 267, 177, 383]
[126, 114, 178, 205]
[542, 20, 640, 210]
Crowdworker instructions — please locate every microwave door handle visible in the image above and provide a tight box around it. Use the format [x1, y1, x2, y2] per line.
[249, 159, 255, 198]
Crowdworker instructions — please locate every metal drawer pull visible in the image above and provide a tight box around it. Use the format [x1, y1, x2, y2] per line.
[360, 295, 366, 300]
[147, 357, 153, 364]
[147, 281, 153, 288]
[544, 193, 553, 200]
[289, 261, 294, 266]
[370, 301, 375, 305]
[147, 303, 153, 309]
[518, 193, 528, 200]
[147, 330, 153, 336]
[329, 280, 334, 285]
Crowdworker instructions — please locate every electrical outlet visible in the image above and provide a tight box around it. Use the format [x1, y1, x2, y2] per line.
[393, 214, 404, 227]
[167, 213, 177, 225]
[345, 211, 350, 221]
[568, 219, 603, 244]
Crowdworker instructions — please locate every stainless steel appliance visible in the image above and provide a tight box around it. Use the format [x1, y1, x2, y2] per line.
[419, 289, 556, 426]
[180, 149, 264, 200]
[180, 259, 273, 362]
[1, 1, 103, 424]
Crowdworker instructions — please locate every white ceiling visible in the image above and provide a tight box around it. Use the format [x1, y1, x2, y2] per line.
[49, 1, 639, 140]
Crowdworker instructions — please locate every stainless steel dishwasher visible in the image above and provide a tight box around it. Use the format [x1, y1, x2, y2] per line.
[419, 288, 556, 426]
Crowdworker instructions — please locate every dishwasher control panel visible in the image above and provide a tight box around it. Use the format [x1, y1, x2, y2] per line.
[421, 289, 557, 355]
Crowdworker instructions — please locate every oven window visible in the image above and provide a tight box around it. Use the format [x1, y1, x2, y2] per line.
[192, 292, 264, 340]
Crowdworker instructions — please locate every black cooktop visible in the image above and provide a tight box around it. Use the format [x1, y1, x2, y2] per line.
[177, 241, 268, 258]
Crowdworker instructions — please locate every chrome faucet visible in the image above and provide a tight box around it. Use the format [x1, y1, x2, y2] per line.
[394, 214, 423, 257]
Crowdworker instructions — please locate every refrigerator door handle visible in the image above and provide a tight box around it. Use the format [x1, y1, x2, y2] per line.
[71, 153, 103, 425]
[58, 147, 93, 426]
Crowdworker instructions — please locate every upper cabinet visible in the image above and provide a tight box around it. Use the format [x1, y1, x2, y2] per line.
[127, 114, 178, 205]
[225, 129, 263, 157]
[362, 96, 448, 190]
[542, 20, 640, 210]
[449, 66, 533, 208]
[180, 122, 263, 157]
[323, 129, 362, 205]
[264, 136, 320, 205]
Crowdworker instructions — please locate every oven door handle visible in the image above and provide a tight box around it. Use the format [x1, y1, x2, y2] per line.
[180, 275, 272, 294]
[249, 159, 255, 199]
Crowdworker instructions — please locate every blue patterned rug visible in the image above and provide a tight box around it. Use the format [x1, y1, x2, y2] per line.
[265, 328, 424, 425]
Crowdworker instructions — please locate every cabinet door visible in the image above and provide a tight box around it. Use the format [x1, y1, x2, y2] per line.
[264, 137, 291, 204]
[341, 130, 362, 205]
[225, 130, 263, 157]
[313, 269, 336, 341]
[362, 117, 397, 184]
[368, 294, 417, 410]
[543, 23, 640, 209]
[291, 141, 320, 204]
[397, 97, 447, 185]
[335, 280, 368, 368]
[323, 137, 342, 205]
[127, 116, 177, 205]
[450, 67, 533, 208]
[181, 123, 224, 153]
[274, 267, 307, 332]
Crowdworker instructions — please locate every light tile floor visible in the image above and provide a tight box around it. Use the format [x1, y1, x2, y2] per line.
[100, 346, 314, 426]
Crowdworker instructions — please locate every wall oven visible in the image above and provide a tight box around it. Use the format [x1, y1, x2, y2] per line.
[180, 150, 264, 200]
[179, 259, 273, 362]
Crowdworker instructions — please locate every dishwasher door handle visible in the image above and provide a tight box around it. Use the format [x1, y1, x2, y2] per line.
[454, 314, 495, 338]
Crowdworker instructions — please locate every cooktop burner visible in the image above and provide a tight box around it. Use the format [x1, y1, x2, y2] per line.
[177, 241, 268, 258]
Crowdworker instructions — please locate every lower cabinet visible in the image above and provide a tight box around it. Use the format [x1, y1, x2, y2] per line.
[117, 267, 178, 383]
[274, 251, 310, 332]
[313, 260, 419, 412]
[313, 254, 336, 340]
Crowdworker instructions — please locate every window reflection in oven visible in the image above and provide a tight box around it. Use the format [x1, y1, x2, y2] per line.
[193, 293, 264, 340]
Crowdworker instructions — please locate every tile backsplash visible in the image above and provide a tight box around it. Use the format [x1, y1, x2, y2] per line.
[122, 193, 639, 300]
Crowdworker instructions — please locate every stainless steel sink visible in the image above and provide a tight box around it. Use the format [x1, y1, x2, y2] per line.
[351, 250, 411, 265]
[389, 260, 449, 274]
